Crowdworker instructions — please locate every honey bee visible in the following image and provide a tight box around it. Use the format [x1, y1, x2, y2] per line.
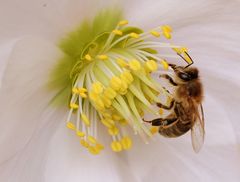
[144, 62, 205, 153]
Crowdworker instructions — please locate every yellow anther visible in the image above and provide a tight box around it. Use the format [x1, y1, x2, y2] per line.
[110, 76, 122, 91]
[120, 136, 132, 150]
[129, 59, 141, 71]
[81, 113, 90, 126]
[183, 52, 193, 64]
[118, 20, 128, 26]
[97, 54, 108, 61]
[85, 54, 92, 61]
[96, 143, 104, 150]
[108, 127, 119, 136]
[76, 131, 85, 137]
[92, 82, 103, 94]
[117, 58, 128, 67]
[111, 141, 122, 152]
[145, 60, 158, 72]
[150, 30, 161, 37]
[89, 91, 99, 101]
[79, 92, 87, 98]
[87, 136, 97, 144]
[118, 80, 128, 95]
[101, 118, 115, 128]
[159, 108, 164, 115]
[72, 87, 79, 94]
[161, 60, 169, 70]
[163, 31, 171, 39]
[77, 87, 88, 98]
[112, 29, 123, 36]
[120, 71, 134, 84]
[102, 112, 112, 119]
[80, 139, 89, 148]
[119, 119, 128, 125]
[161, 25, 172, 39]
[162, 25, 172, 32]
[129, 32, 139, 38]
[78, 87, 87, 93]
[66, 122, 76, 130]
[104, 87, 117, 99]
[88, 146, 100, 155]
[70, 103, 79, 109]
[102, 96, 112, 108]
[95, 98, 105, 110]
[112, 114, 122, 121]
[150, 126, 159, 135]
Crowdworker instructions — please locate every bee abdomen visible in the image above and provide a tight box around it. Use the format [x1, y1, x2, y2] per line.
[159, 120, 192, 138]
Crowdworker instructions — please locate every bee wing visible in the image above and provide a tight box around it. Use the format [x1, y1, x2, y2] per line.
[191, 104, 205, 153]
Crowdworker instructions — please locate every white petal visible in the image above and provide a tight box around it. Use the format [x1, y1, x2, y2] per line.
[0, 0, 123, 41]
[0, 37, 63, 180]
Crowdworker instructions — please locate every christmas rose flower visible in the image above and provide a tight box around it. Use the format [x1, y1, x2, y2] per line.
[0, 0, 240, 181]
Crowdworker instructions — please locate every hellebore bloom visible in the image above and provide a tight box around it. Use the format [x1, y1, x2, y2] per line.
[0, 0, 240, 182]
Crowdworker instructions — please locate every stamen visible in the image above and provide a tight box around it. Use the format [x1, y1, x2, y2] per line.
[129, 59, 141, 71]
[118, 20, 128, 26]
[159, 108, 164, 115]
[129, 32, 140, 39]
[87, 136, 97, 144]
[112, 29, 123, 36]
[92, 82, 103, 94]
[81, 113, 91, 126]
[150, 127, 159, 135]
[110, 76, 122, 91]
[116, 58, 128, 68]
[108, 127, 119, 136]
[97, 54, 108, 61]
[72, 88, 79, 94]
[70, 103, 79, 109]
[76, 131, 85, 137]
[111, 141, 122, 152]
[85, 54, 92, 61]
[145, 60, 158, 72]
[120, 136, 132, 150]
[160, 60, 169, 70]
[150, 30, 161, 37]
[66, 122, 76, 130]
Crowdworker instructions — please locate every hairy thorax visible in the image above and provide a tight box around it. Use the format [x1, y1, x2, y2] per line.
[175, 79, 203, 104]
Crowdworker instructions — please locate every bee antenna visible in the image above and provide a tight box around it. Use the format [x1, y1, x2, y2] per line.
[177, 51, 194, 69]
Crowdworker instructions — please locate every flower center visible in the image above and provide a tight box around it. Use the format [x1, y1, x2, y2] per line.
[54, 16, 192, 154]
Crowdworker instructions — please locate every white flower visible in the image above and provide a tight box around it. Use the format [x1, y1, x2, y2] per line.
[0, 0, 240, 182]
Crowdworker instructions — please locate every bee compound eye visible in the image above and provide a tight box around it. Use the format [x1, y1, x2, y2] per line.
[179, 72, 191, 80]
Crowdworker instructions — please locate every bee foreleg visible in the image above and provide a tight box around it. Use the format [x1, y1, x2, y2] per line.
[157, 99, 175, 110]
[169, 64, 177, 70]
[159, 74, 178, 86]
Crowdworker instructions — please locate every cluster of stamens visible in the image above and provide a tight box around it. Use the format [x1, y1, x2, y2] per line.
[65, 20, 189, 154]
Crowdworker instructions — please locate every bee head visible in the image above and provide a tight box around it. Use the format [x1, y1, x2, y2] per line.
[174, 66, 199, 81]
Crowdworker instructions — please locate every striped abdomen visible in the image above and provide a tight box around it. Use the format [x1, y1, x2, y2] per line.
[159, 119, 192, 138]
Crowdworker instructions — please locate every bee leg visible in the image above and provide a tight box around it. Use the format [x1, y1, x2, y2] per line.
[168, 64, 177, 70]
[143, 117, 177, 126]
[161, 117, 178, 127]
[157, 99, 175, 110]
[143, 118, 164, 126]
[159, 74, 178, 86]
